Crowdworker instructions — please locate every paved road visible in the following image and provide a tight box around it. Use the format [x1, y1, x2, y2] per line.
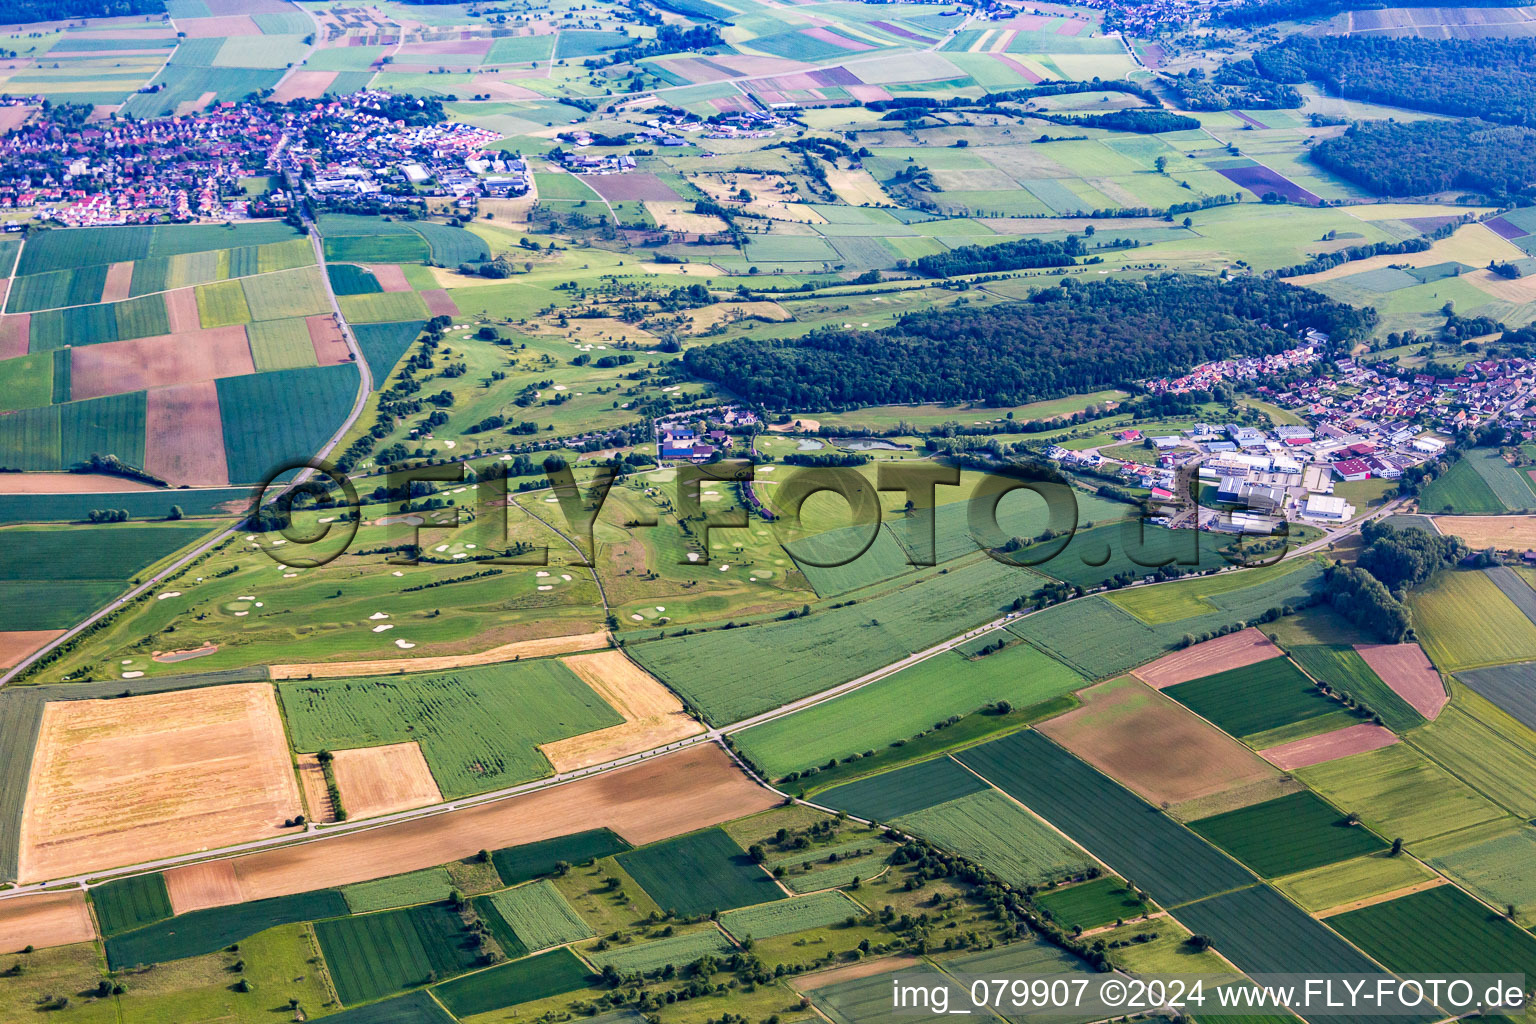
[0, 215, 373, 687]
[0, 497, 1395, 899]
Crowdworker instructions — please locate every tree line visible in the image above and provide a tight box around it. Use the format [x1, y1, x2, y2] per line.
[680, 274, 1375, 410]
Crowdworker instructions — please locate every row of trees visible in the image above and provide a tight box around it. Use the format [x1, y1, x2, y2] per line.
[681, 274, 1376, 410]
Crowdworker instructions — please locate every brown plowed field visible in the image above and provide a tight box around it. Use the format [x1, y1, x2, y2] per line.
[1131, 628, 1284, 689]
[0, 313, 30, 359]
[99, 261, 134, 303]
[69, 326, 254, 400]
[1355, 642, 1449, 720]
[420, 288, 459, 317]
[305, 314, 351, 365]
[1038, 676, 1283, 809]
[365, 264, 412, 292]
[0, 629, 64, 669]
[157, 743, 775, 908]
[163, 287, 200, 333]
[0, 472, 159, 493]
[541, 651, 705, 771]
[272, 70, 338, 102]
[17, 683, 304, 882]
[267, 629, 610, 678]
[0, 891, 95, 953]
[144, 380, 229, 486]
[164, 858, 243, 915]
[1260, 722, 1399, 770]
[331, 741, 442, 819]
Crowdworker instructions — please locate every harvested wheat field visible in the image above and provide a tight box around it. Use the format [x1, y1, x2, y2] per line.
[1131, 628, 1284, 689]
[1289, 224, 1526, 286]
[17, 683, 303, 882]
[824, 167, 893, 207]
[1465, 267, 1536, 304]
[0, 891, 95, 953]
[0, 313, 30, 359]
[541, 651, 705, 771]
[294, 752, 337, 825]
[69, 326, 255, 400]
[1260, 722, 1399, 770]
[164, 858, 244, 915]
[1355, 642, 1449, 720]
[792, 954, 920, 991]
[305, 313, 351, 365]
[100, 260, 134, 303]
[645, 202, 728, 233]
[693, 173, 827, 223]
[162, 287, 203, 334]
[1038, 676, 1285, 809]
[272, 70, 338, 102]
[365, 264, 412, 292]
[1430, 515, 1536, 549]
[144, 380, 229, 486]
[330, 741, 442, 819]
[159, 743, 775, 908]
[0, 629, 64, 669]
[268, 629, 610, 679]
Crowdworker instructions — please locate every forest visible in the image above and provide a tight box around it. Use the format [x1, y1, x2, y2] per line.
[1310, 119, 1536, 197]
[1253, 36, 1536, 127]
[7, 0, 161, 17]
[680, 275, 1375, 410]
[913, 236, 1083, 278]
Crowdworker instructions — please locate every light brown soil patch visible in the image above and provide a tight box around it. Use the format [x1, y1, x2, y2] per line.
[159, 743, 775, 907]
[1464, 267, 1536, 304]
[468, 75, 543, 100]
[175, 91, 219, 117]
[541, 651, 705, 772]
[163, 287, 201, 334]
[365, 263, 412, 293]
[0, 891, 94, 953]
[18, 683, 303, 882]
[420, 288, 459, 317]
[272, 70, 338, 102]
[1430, 515, 1536, 549]
[305, 313, 351, 366]
[1038, 677, 1282, 808]
[1132, 628, 1284, 688]
[99, 261, 134, 303]
[69, 325, 254, 400]
[268, 629, 610, 679]
[768, 417, 821, 432]
[0, 629, 64, 669]
[792, 953, 919, 991]
[645, 202, 728, 233]
[174, 14, 260, 36]
[1261, 722, 1399, 770]
[0, 313, 30, 359]
[1315, 877, 1447, 919]
[1355, 642, 1449, 720]
[295, 752, 337, 826]
[164, 858, 243, 915]
[330, 741, 442, 819]
[0, 472, 160, 494]
[144, 380, 230, 487]
[0, 104, 33, 134]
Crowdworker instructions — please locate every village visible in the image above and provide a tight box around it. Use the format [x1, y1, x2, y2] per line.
[0, 91, 521, 227]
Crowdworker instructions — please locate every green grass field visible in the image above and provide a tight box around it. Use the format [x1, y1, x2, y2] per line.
[1423, 822, 1536, 927]
[195, 278, 252, 328]
[0, 351, 54, 413]
[719, 890, 861, 941]
[1033, 876, 1145, 930]
[957, 731, 1252, 907]
[1419, 457, 1506, 515]
[894, 789, 1095, 887]
[1107, 558, 1317, 626]
[1411, 569, 1536, 672]
[216, 363, 359, 483]
[1408, 695, 1536, 819]
[342, 866, 456, 915]
[734, 640, 1083, 778]
[431, 948, 593, 1018]
[338, 290, 432, 324]
[315, 901, 485, 1006]
[492, 829, 631, 887]
[1274, 852, 1436, 913]
[91, 872, 173, 937]
[1296, 742, 1506, 844]
[106, 890, 348, 969]
[1164, 657, 1339, 740]
[1172, 884, 1387, 977]
[328, 263, 383, 295]
[1327, 884, 1536, 979]
[1187, 791, 1387, 878]
[278, 659, 624, 799]
[816, 755, 990, 822]
[584, 927, 736, 974]
[246, 317, 318, 371]
[483, 879, 593, 952]
[324, 233, 431, 263]
[617, 828, 785, 917]
[241, 265, 330, 320]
